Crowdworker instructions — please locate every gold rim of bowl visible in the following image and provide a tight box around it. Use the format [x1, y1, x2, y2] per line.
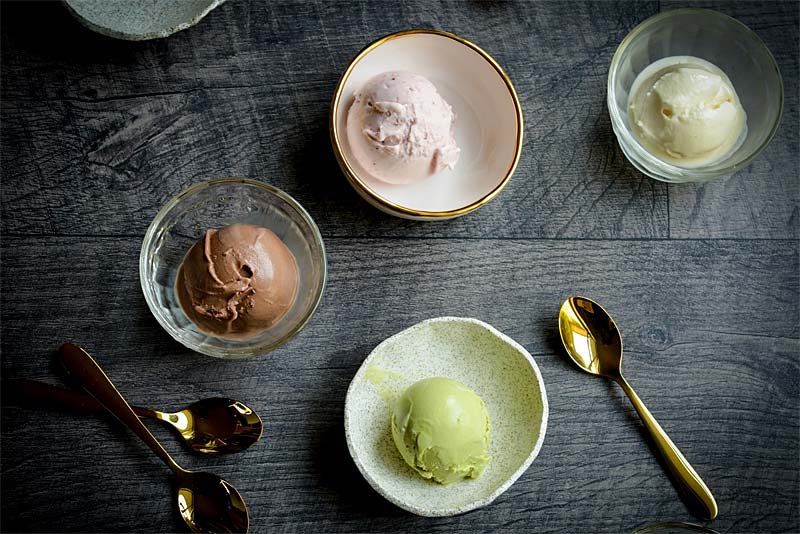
[329, 29, 524, 219]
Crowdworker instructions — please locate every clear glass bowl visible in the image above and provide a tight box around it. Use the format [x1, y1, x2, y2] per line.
[608, 8, 783, 183]
[140, 178, 327, 359]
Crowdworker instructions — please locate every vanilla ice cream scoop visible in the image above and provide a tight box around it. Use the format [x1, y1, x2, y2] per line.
[346, 71, 460, 184]
[628, 56, 746, 167]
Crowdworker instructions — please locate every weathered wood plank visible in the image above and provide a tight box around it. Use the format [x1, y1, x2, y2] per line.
[2, 236, 797, 533]
[4, 1, 796, 240]
[1, 0, 668, 239]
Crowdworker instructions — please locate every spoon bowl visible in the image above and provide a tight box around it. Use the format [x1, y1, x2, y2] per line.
[3, 379, 263, 454]
[177, 470, 249, 533]
[144, 397, 263, 454]
[558, 296, 623, 377]
[558, 296, 718, 521]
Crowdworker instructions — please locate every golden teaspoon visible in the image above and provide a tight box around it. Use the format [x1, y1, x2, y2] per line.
[558, 296, 718, 520]
[4, 379, 262, 455]
[57, 343, 249, 533]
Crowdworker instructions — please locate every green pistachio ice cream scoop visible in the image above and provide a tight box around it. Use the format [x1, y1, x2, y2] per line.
[391, 377, 491, 484]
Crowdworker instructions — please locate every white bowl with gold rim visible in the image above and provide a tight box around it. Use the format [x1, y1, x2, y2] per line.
[330, 30, 524, 220]
[344, 317, 548, 516]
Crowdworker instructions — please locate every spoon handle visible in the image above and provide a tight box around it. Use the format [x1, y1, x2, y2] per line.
[617, 376, 718, 520]
[3, 379, 154, 418]
[57, 343, 183, 474]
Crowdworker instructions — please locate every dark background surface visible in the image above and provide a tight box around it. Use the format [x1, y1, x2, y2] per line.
[1, 1, 798, 533]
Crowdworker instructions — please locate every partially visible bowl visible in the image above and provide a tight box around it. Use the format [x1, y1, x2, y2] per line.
[64, 0, 225, 41]
[344, 317, 548, 516]
[140, 178, 326, 359]
[330, 30, 524, 220]
[608, 8, 783, 183]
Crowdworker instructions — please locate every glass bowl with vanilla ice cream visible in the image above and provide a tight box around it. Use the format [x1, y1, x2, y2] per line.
[608, 8, 783, 183]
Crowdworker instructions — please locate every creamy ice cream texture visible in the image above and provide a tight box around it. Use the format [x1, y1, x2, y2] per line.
[346, 71, 460, 185]
[177, 223, 298, 340]
[628, 56, 746, 167]
[391, 377, 490, 485]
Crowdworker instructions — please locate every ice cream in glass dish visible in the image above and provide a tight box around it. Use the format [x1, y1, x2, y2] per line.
[176, 223, 299, 340]
[627, 56, 746, 167]
[346, 71, 460, 185]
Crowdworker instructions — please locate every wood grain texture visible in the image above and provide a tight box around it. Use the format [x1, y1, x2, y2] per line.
[0, 0, 669, 239]
[2, 236, 798, 533]
[1, 1, 798, 533]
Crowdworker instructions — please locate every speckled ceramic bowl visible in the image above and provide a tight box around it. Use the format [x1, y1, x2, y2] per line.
[344, 317, 548, 516]
[64, 0, 225, 41]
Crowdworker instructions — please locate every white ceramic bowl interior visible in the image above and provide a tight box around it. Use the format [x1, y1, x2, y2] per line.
[344, 317, 548, 516]
[332, 31, 523, 218]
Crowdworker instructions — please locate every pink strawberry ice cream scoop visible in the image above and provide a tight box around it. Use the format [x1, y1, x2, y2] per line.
[346, 71, 460, 185]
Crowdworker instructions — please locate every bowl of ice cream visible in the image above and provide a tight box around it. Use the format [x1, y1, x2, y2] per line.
[608, 8, 783, 183]
[344, 317, 548, 516]
[330, 30, 524, 219]
[140, 178, 326, 359]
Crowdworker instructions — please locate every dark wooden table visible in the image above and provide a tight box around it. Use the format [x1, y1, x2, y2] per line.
[2, 1, 797, 532]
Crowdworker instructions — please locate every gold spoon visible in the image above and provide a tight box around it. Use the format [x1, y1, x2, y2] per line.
[558, 296, 718, 520]
[57, 343, 249, 533]
[4, 378, 263, 454]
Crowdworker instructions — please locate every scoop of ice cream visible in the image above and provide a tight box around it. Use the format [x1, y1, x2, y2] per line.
[346, 71, 460, 185]
[391, 377, 490, 485]
[628, 56, 746, 166]
[176, 223, 298, 340]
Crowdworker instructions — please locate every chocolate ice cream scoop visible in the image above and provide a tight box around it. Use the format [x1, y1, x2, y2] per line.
[176, 223, 298, 340]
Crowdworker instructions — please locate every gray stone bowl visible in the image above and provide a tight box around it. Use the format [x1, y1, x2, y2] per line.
[63, 0, 226, 41]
